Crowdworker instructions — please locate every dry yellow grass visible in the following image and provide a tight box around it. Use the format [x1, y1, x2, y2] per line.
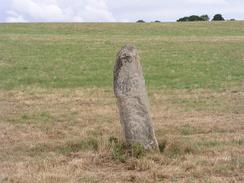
[0, 88, 243, 183]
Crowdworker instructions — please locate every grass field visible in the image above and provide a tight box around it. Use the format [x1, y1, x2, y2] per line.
[0, 22, 244, 182]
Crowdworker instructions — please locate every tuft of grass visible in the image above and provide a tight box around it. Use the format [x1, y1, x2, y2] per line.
[109, 138, 127, 163]
[164, 139, 196, 157]
[127, 158, 153, 171]
[240, 161, 244, 169]
[179, 124, 197, 135]
[57, 138, 99, 155]
[130, 143, 146, 158]
[158, 139, 167, 153]
[78, 176, 99, 183]
[29, 137, 99, 156]
[197, 140, 222, 148]
[214, 163, 232, 175]
[7, 112, 54, 124]
[232, 139, 244, 146]
[108, 137, 146, 163]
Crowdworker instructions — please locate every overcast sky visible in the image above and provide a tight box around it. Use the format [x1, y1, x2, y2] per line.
[0, 0, 244, 22]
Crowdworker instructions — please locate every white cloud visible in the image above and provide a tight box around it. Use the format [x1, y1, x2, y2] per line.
[186, 0, 229, 5]
[6, 11, 27, 22]
[7, 0, 65, 21]
[81, 0, 115, 21]
[5, 0, 116, 22]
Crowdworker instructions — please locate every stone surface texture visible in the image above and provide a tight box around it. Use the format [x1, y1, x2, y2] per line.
[114, 44, 158, 150]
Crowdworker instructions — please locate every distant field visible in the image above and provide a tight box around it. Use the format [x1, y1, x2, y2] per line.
[0, 22, 244, 90]
[0, 22, 244, 183]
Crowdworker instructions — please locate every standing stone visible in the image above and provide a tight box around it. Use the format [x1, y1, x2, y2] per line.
[113, 44, 158, 150]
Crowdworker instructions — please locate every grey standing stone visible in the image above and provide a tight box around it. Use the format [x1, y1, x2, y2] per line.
[113, 44, 158, 150]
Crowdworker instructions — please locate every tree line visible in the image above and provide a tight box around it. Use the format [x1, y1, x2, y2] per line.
[136, 14, 235, 23]
[177, 14, 225, 22]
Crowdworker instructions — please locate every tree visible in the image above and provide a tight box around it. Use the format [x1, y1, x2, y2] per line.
[212, 14, 225, 21]
[137, 20, 145, 23]
[201, 15, 210, 21]
[188, 15, 204, 21]
[177, 15, 209, 22]
[177, 16, 189, 22]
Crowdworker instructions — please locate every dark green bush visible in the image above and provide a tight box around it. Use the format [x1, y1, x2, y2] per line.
[177, 15, 209, 22]
[212, 14, 225, 21]
[137, 20, 145, 23]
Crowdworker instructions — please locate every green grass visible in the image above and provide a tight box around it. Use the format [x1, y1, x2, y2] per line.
[0, 22, 244, 90]
[28, 137, 99, 156]
[179, 124, 198, 135]
[6, 112, 54, 124]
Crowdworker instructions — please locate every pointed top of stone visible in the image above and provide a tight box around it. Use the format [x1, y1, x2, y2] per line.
[117, 44, 138, 62]
[121, 43, 136, 51]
